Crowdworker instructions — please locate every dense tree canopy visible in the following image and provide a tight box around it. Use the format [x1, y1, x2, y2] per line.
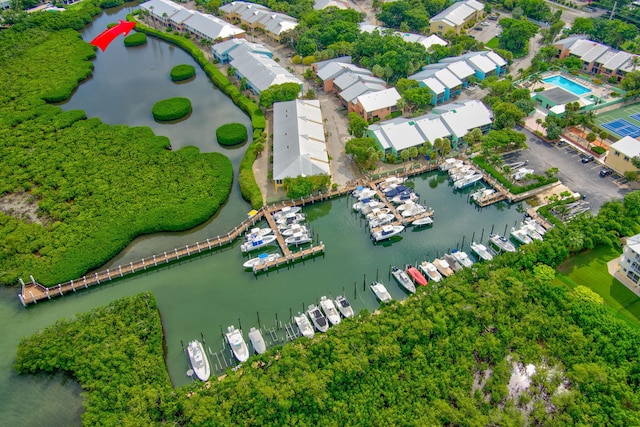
[498, 18, 538, 57]
[569, 17, 638, 50]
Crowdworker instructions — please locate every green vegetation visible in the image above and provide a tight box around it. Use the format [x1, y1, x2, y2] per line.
[216, 123, 248, 146]
[170, 64, 195, 82]
[498, 18, 538, 57]
[283, 175, 331, 198]
[151, 97, 192, 121]
[486, 37, 500, 49]
[259, 82, 301, 108]
[345, 137, 383, 170]
[0, 6, 233, 286]
[123, 32, 147, 47]
[472, 155, 558, 194]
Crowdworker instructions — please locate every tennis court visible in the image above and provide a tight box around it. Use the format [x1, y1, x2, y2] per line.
[631, 113, 640, 122]
[595, 103, 640, 139]
[601, 119, 640, 138]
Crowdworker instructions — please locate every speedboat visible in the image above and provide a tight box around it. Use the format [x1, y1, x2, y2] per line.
[454, 173, 483, 189]
[391, 191, 419, 204]
[412, 216, 434, 227]
[335, 295, 354, 318]
[443, 253, 463, 272]
[449, 166, 474, 181]
[366, 208, 391, 221]
[293, 312, 315, 338]
[470, 242, 493, 261]
[391, 266, 416, 293]
[490, 234, 517, 253]
[521, 222, 544, 241]
[248, 327, 267, 354]
[439, 158, 463, 171]
[353, 199, 381, 212]
[432, 258, 454, 277]
[451, 249, 474, 268]
[307, 304, 329, 332]
[285, 232, 312, 246]
[368, 213, 395, 228]
[244, 227, 272, 240]
[370, 282, 393, 303]
[353, 187, 377, 201]
[471, 188, 495, 201]
[243, 252, 281, 269]
[382, 185, 409, 198]
[396, 200, 415, 212]
[272, 206, 301, 220]
[319, 296, 341, 325]
[226, 325, 249, 363]
[276, 213, 306, 225]
[511, 226, 533, 245]
[281, 223, 308, 236]
[524, 217, 547, 235]
[240, 234, 277, 253]
[406, 265, 428, 286]
[401, 204, 426, 218]
[419, 261, 442, 282]
[187, 340, 211, 381]
[371, 224, 404, 241]
[378, 176, 406, 190]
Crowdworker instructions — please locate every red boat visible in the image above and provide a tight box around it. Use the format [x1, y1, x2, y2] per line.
[406, 265, 428, 286]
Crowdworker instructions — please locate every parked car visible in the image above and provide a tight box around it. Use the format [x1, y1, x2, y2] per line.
[581, 155, 595, 163]
[475, 26, 483, 31]
[599, 168, 613, 177]
[488, 15, 498, 21]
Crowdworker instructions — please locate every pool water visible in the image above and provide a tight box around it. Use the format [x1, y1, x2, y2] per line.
[543, 75, 591, 96]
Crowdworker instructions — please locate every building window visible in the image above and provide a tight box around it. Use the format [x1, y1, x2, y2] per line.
[624, 156, 630, 161]
[615, 151, 620, 156]
[438, 25, 443, 30]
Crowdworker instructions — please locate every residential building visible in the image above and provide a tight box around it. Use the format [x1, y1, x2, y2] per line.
[0, 0, 11, 9]
[316, 61, 376, 92]
[429, 0, 484, 36]
[220, 1, 298, 42]
[619, 233, 640, 284]
[451, 51, 508, 79]
[359, 23, 448, 51]
[353, 88, 402, 121]
[272, 100, 330, 190]
[410, 68, 463, 105]
[313, 0, 350, 9]
[230, 50, 302, 95]
[605, 136, 640, 174]
[212, 38, 271, 63]
[339, 81, 387, 109]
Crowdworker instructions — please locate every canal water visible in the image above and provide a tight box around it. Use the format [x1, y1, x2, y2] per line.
[0, 5, 527, 426]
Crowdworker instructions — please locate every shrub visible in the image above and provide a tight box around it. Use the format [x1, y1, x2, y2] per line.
[216, 123, 248, 146]
[123, 32, 147, 47]
[170, 64, 195, 82]
[592, 146, 606, 155]
[151, 97, 191, 121]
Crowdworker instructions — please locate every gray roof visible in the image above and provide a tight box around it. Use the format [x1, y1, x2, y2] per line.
[333, 72, 383, 92]
[538, 87, 579, 105]
[317, 62, 372, 81]
[313, 0, 350, 9]
[231, 51, 302, 92]
[554, 35, 589, 50]
[314, 56, 352, 70]
[140, 0, 184, 19]
[339, 81, 386, 104]
[272, 100, 330, 181]
[430, 0, 484, 27]
[212, 38, 270, 59]
[220, 1, 297, 36]
[182, 13, 244, 40]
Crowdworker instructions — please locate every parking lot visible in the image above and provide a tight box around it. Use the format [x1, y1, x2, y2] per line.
[502, 129, 631, 212]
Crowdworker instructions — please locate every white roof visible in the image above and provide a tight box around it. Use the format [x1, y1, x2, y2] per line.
[430, 0, 484, 27]
[466, 54, 497, 73]
[212, 38, 270, 59]
[433, 69, 462, 89]
[170, 9, 194, 24]
[356, 88, 401, 112]
[439, 100, 492, 139]
[421, 77, 445, 94]
[220, 2, 297, 36]
[443, 60, 475, 80]
[231, 51, 302, 92]
[603, 51, 632, 70]
[313, 0, 350, 9]
[626, 233, 640, 256]
[272, 100, 330, 181]
[260, 13, 298, 35]
[396, 33, 448, 51]
[413, 116, 452, 144]
[183, 13, 244, 40]
[486, 51, 507, 67]
[339, 81, 386, 104]
[220, 1, 270, 16]
[610, 136, 640, 158]
[317, 62, 372, 81]
[140, 0, 184, 18]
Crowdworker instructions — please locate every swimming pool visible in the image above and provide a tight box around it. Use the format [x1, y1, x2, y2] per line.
[543, 75, 591, 96]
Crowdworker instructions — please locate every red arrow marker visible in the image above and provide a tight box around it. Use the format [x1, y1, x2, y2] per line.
[90, 20, 137, 52]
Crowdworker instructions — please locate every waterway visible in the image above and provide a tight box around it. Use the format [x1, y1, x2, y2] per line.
[0, 5, 528, 426]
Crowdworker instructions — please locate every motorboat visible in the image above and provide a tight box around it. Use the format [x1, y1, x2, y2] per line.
[433, 258, 454, 277]
[285, 232, 312, 246]
[471, 242, 493, 261]
[454, 173, 483, 189]
[366, 208, 391, 221]
[243, 252, 281, 269]
[443, 253, 463, 272]
[391, 265, 416, 294]
[353, 199, 381, 212]
[368, 214, 395, 229]
[276, 213, 306, 225]
[371, 224, 404, 241]
[449, 166, 474, 181]
[511, 226, 533, 245]
[419, 261, 442, 282]
[307, 304, 329, 332]
[248, 327, 267, 354]
[335, 295, 354, 318]
[293, 312, 315, 339]
[360, 201, 384, 215]
[489, 234, 517, 253]
[412, 216, 434, 227]
[353, 187, 377, 201]
[281, 223, 308, 236]
[401, 204, 427, 218]
[396, 200, 415, 211]
[382, 184, 410, 198]
[370, 282, 393, 303]
[244, 227, 273, 240]
[471, 188, 495, 201]
[521, 222, 544, 241]
[451, 249, 474, 268]
[391, 191, 419, 204]
[187, 340, 211, 381]
[272, 206, 301, 220]
[225, 325, 249, 363]
[406, 265, 428, 286]
[378, 176, 406, 190]
[524, 217, 547, 235]
[240, 234, 277, 253]
[439, 158, 463, 171]
[319, 296, 341, 326]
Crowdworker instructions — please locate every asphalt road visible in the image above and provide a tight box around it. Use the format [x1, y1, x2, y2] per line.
[503, 128, 631, 212]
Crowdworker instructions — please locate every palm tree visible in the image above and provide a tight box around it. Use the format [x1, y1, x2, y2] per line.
[529, 74, 543, 90]
[535, 118, 542, 131]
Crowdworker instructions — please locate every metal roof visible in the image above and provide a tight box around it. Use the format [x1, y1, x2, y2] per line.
[356, 88, 401, 112]
[313, 0, 350, 9]
[182, 13, 244, 40]
[437, 100, 492, 139]
[421, 77, 445, 94]
[610, 136, 640, 158]
[430, 0, 483, 27]
[231, 51, 302, 92]
[339, 81, 386, 104]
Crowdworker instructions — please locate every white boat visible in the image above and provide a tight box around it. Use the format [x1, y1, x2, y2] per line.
[248, 327, 267, 354]
[360, 201, 384, 215]
[391, 191, 419, 204]
[187, 340, 211, 381]
[285, 232, 312, 246]
[272, 206, 301, 220]
[242, 252, 281, 268]
[368, 213, 395, 228]
[443, 253, 463, 272]
[240, 234, 277, 253]
[281, 223, 308, 236]
[294, 312, 315, 338]
[451, 250, 474, 268]
[401, 204, 426, 218]
[372, 224, 404, 241]
[419, 261, 442, 282]
[490, 234, 517, 253]
[244, 227, 273, 240]
[307, 304, 329, 332]
[432, 258, 454, 277]
[454, 173, 483, 189]
[370, 282, 393, 303]
[470, 242, 493, 261]
[439, 158, 462, 171]
[471, 188, 495, 201]
[521, 222, 544, 241]
[511, 167, 535, 181]
[510, 226, 533, 245]
[449, 166, 474, 181]
[378, 176, 406, 188]
[276, 213, 306, 225]
[524, 217, 547, 235]
[412, 216, 434, 226]
[353, 187, 377, 201]
[353, 199, 381, 212]
[225, 325, 249, 363]
[391, 265, 416, 293]
[366, 207, 391, 221]
[335, 295, 354, 318]
[319, 296, 341, 326]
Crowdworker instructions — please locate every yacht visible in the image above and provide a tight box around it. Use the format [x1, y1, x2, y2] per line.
[382, 185, 409, 198]
[524, 217, 547, 235]
[443, 253, 463, 272]
[401, 204, 427, 218]
[307, 304, 329, 332]
[391, 191, 419, 204]
[248, 327, 267, 354]
[511, 226, 533, 245]
[391, 266, 416, 293]
[370, 282, 393, 303]
[285, 232, 312, 246]
[353, 199, 382, 213]
[335, 295, 354, 318]
[432, 258, 454, 277]
[187, 340, 211, 381]
[419, 261, 442, 282]
[242, 252, 281, 269]
[451, 250, 474, 268]
[521, 222, 544, 241]
[319, 296, 341, 326]
[454, 173, 483, 189]
[360, 201, 384, 215]
[353, 187, 377, 201]
[225, 326, 249, 363]
[378, 176, 406, 190]
[470, 242, 493, 261]
[240, 234, 277, 253]
[371, 224, 404, 241]
[293, 312, 315, 339]
[489, 234, 517, 253]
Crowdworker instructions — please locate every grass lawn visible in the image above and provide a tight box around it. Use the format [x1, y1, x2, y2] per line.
[556, 246, 640, 326]
[486, 37, 500, 49]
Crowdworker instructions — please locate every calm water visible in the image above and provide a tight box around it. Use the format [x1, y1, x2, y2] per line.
[0, 6, 527, 426]
[543, 75, 591, 96]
